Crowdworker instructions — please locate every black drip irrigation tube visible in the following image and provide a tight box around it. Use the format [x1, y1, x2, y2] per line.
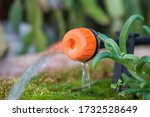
[134, 37, 150, 45]
[99, 33, 150, 49]
[100, 37, 150, 48]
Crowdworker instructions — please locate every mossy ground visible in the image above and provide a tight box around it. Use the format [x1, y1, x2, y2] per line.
[0, 60, 134, 100]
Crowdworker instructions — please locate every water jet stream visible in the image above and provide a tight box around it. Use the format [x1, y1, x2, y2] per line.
[7, 44, 63, 100]
[81, 62, 91, 91]
[7, 54, 55, 99]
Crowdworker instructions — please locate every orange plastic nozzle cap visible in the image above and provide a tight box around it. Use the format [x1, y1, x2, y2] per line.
[62, 28, 97, 62]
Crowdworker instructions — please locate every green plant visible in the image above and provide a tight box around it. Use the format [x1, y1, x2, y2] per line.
[9, 0, 22, 33]
[92, 14, 150, 99]
[0, 24, 8, 58]
[143, 25, 150, 35]
[8, 0, 110, 53]
[9, 0, 47, 53]
[8, 0, 150, 54]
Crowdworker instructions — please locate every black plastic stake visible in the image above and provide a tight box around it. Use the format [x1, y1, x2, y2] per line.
[112, 32, 139, 84]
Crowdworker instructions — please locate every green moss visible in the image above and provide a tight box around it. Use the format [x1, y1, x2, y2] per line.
[20, 69, 132, 100]
[0, 62, 133, 100]
[20, 75, 132, 100]
[0, 78, 15, 99]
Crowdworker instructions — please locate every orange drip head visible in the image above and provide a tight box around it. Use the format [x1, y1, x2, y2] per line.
[62, 28, 97, 62]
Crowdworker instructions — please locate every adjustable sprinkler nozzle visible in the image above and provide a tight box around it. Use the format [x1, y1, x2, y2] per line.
[62, 28, 100, 62]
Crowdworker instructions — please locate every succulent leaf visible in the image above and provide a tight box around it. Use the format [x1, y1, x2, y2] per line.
[119, 14, 144, 54]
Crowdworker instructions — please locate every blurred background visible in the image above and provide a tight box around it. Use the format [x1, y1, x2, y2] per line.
[0, 0, 150, 58]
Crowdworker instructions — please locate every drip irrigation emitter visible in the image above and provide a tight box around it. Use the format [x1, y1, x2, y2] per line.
[62, 27, 150, 90]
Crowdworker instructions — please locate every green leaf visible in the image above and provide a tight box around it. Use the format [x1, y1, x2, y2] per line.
[143, 25, 150, 35]
[25, 0, 43, 27]
[118, 79, 122, 84]
[97, 33, 121, 56]
[145, 63, 150, 76]
[122, 88, 150, 94]
[122, 73, 141, 88]
[122, 54, 139, 70]
[21, 29, 47, 53]
[92, 52, 121, 69]
[55, 10, 66, 39]
[104, 0, 125, 34]
[129, 70, 145, 82]
[111, 79, 122, 91]
[64, 0, 74, 9]
[92, 52, 110, 69]
[104, 0, 125, 18]
[64, 0, 85, 28]
[140, 81, 150, 89]
[119, 14, 144, 54]
[25, 0, 47, 52]
[37, 0, 49, 12]
[143, 93, 150, 99]
[136, 56, 150, 74]
[104, 39, 121, 56]
[122, 73, 130, 81]
[9, 0, 22, 33]
[111, 84, 117, 89]
[97, 32, 109, 42]
[123, 0, 142, 15]
[122, 54, 139, 63]
[21, 30, 34, 53]
[80, 0, 110, 25]
[34, 29, 47, 52]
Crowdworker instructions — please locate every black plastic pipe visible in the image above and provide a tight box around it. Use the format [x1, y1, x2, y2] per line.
[99, 37, 150, 49]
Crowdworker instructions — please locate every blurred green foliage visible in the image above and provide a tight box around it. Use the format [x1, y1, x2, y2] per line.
[8, 0, 150, 53]
[9, 0, 22, 33]
[0, 24, 8, 58]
